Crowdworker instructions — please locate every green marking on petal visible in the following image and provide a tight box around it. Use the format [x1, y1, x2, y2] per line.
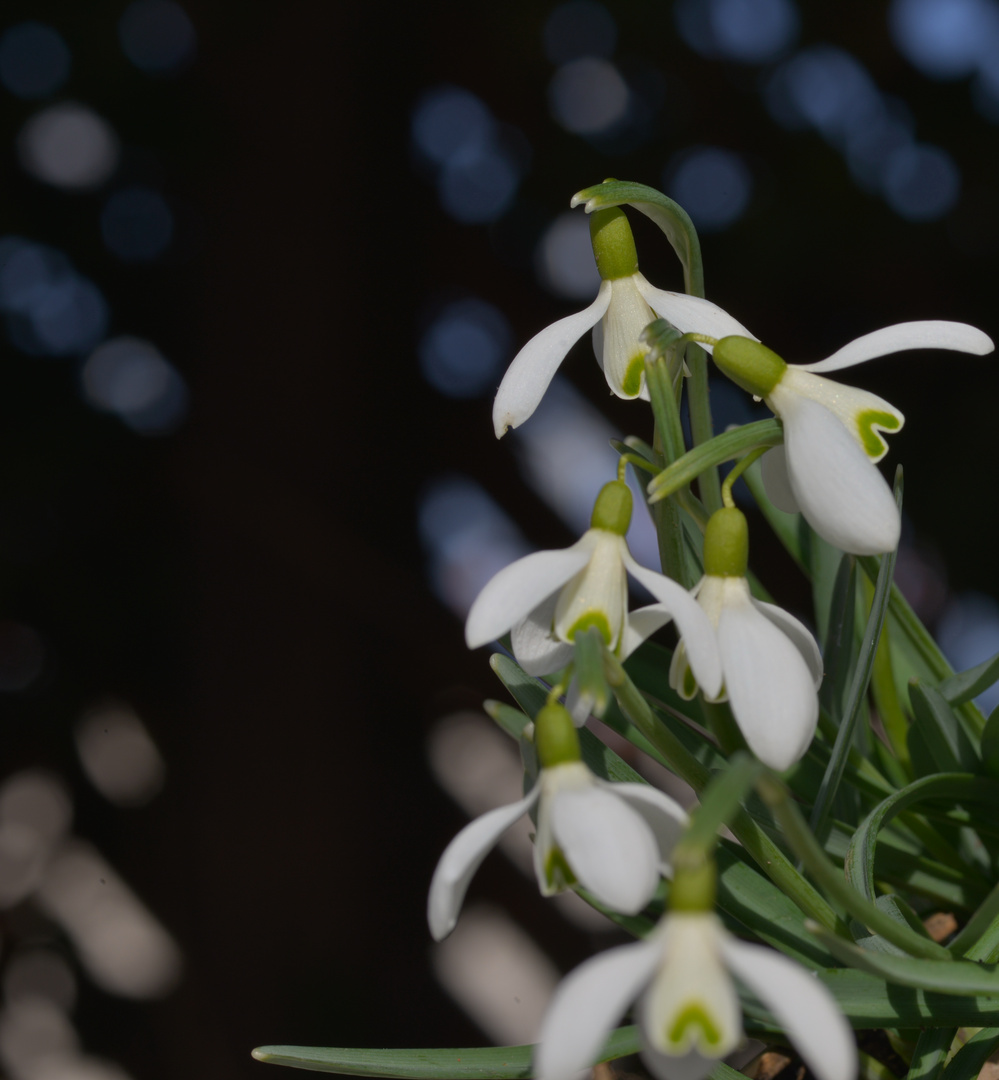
[621, 353, 645, 397]
[545, 846, 577, 891]
[682, 665, 698, 699]
[667, 1003, 723, 1050]
[567, 611, 613, 644]
[856, 408, 901, 459]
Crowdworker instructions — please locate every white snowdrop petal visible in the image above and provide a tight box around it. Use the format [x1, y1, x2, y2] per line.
[553, 533, 628, 648]
[799, 320, 994, 374]
[551, 785, 660, 914]
[636, 280, 758, 351]
[600, 275, 658, 398]
[760, 445, 800, 513]
[622, 553, 723, 699]
[607, 782, 688, 870]
[639, 1043, 717, 1080]
[751, 598, 824, 690]
[641, 915, 741, 1057]
[721, 936, 857, 1080]
[492, 281, 613, 437]
[427, 788, 540, 941]
[511, 594, 573, 676]
[565, 675, 593, 727]
[778, 368, 904, 465]
[619, 603, 676, 661]
[717, 599, 819, 771]
[534, 938, 662, 1080]
[465, 542, 594, 649]
[773, 392, 900, 556]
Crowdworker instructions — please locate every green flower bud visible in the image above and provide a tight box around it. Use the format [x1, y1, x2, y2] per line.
[590, 480, 633, 535]
[589, 207, 640, 281]
[534, 704, 582, 768]
[712, 337, 787, 399]
[703, 507, 749, 578]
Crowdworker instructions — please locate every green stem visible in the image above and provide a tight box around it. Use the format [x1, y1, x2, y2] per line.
[603, 652, 842, 932]
[758, 775, 952, 960]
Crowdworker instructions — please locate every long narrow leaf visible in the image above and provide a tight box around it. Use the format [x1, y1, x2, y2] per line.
[907, 1027, 958, 1080]
[845, 773, 998, 908]
[810, 472, 902, 836]
[939, 649, 999, 706]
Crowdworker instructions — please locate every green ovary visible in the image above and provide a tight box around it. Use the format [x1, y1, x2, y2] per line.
[667, 1003, 724, 1049]
[545, 847, 577, 890]
[856, 409, 901, 458]
[567, 611, 613, 644]
[621, 353, 645, 397]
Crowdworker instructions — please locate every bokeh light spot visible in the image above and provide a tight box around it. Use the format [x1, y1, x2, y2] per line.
[675, 0, 799, 63]
[438, 145, 519, 224]
[548, 57, 629, 134]
[101, 186, 174, 262]
[412, 86, 494, 165]
[119, 0, 196, 74]
[890, 0, 999, 79]
[543, 1, 617, 63]
[82, 337, 188, 435]
[419, 298, 511, 398]
[666, 146, 753, 232]
[17, 102, 119, 190]
[0, 22, 70, 99]
[536, 212, 600, 300]
[76, 702, 166, 807]
[882, 143, 961, 220]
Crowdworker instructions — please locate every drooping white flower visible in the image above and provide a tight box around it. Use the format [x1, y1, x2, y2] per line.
[427, 704, 688, 939]
[669, 508, 822, 771]
[711, 323, 994, 555]
[464, 481, 723, 715]
[534, 910, 856, 1080]
[492, 206, 753, 437]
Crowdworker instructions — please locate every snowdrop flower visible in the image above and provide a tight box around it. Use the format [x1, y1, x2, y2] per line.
[534, 908, 855, 1080]
[670, 508, 823, 771]
[492, 206, 753, 437]
[711, 324, 994, 555]
[464, 480, 723, 716]
[427, 703, 688, 939]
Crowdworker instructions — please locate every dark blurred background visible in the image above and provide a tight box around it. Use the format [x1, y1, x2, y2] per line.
[0, 2, 996, 1079]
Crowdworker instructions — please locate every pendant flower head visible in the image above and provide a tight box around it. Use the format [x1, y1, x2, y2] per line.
[534, 907, 855, 1080]
[711, 324, 994, 555]
[427, 704, 688, 939]
[670, 508, 823, 771]
[465, 480, 723, 711]
[492, 206, 753, 437]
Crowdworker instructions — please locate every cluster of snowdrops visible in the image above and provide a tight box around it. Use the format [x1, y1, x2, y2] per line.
[254, 181, 999, 1080]
[428, 180, 995, 1080]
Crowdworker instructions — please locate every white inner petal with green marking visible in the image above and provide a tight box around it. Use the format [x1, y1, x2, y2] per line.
[775, 367, 904, 463]
[553, 531, 628, 649]
[641, 914, 741, 1057]
[598, 275, 658, 399]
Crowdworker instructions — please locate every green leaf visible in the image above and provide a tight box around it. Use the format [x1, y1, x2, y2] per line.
[810, 966, 999, 1026]
[939, 649, 999, 707]
[647, 420, 783, 504]
[810, 475, 901, 837]
[982, 706, 999, 778]
[572, 179, 704, 295]
[940, 1028, 999, 1080]
[845, 773, 998, 912]
[906, 1027, 958, 1080]
[808, 921, 999, 996]
[820, 554, 858, 716]
[909, 683, 981, 774]
[489, 654, 549, 722]
[573, 626, 610, 718]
